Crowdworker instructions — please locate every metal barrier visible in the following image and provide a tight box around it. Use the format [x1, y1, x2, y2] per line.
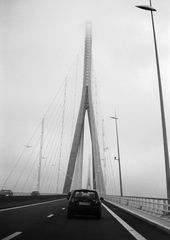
[104, 195, 170, 217]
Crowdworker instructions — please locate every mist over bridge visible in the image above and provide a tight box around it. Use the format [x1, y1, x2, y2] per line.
[1, 1, 170, 238]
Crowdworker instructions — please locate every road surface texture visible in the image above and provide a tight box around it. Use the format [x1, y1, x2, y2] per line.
[0, 199, 169, 240]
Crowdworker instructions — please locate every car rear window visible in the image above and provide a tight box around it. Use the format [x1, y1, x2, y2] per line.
[73, 191, 97, 199]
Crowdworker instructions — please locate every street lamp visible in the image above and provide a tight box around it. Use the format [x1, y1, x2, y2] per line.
[110, 114, 123, 196]
[136, 1, 170, 199]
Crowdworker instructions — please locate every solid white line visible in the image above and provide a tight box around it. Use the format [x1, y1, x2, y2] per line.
[0, 198, 65, 212]
[47, 214, 54, 218]
[105, 199, 170, 232]
[102, 203, 147, 240]
[2, 232, 22, 240]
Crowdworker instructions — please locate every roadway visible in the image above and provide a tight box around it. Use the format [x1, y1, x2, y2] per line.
[0, 199, 169, 240]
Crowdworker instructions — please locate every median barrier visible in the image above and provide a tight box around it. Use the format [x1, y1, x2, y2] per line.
[0, 194, 67, 209]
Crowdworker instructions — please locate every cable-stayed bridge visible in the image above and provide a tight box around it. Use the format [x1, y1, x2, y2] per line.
[0, 24, 170, 240]
[1, 24, 113, 196]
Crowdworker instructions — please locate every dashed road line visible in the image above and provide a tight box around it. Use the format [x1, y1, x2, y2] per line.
[47, 214, 54, 218]
[102, 203, 147, 240]
[1, 232, 22, 240]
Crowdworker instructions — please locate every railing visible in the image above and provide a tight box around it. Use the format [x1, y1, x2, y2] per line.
[104, 195, 170, 217]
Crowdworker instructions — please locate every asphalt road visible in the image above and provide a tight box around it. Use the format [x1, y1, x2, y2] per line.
[0, 199, 169, 240]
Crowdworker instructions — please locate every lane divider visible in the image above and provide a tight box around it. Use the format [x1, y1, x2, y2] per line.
[1, 232, 22, 240]
[0, 198, 66, 212]
[102, 203, 147, 240]
[47, 214, 54, 218]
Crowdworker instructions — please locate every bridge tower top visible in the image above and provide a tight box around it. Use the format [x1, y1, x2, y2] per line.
[63, 23, 105, 195]
[84, 22, 92, 87]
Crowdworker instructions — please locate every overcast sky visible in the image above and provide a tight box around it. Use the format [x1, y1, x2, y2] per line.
[1, 0, 170, 197]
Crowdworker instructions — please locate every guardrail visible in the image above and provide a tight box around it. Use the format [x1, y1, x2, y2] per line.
[104, 195, 170, 217]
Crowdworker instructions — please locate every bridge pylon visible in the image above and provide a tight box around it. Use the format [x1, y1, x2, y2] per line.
[63, 23, 106, 196]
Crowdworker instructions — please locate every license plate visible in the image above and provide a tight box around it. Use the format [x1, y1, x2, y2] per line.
[79, 202, 90, 206]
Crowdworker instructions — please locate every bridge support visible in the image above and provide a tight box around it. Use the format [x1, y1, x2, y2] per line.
[63, 23, 106, 195]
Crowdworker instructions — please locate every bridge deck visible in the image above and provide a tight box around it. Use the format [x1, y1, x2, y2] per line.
[0, 198, 169, 240]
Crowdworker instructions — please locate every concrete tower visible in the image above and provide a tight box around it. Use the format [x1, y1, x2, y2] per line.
[63, 23, 106, 195]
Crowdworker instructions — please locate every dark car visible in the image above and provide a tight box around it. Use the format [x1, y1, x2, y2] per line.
[0, 189, 13, 196]
[67, 189, 102, 219]
[31, 191, 40, 196]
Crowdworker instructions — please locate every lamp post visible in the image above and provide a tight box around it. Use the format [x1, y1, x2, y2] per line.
[110, 114, 123, 196]
[136, 1, 170, 199]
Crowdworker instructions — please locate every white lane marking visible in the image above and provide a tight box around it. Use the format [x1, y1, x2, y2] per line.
[0, 198, 65, 212]
[2, 232, 22, 240]
[102, 203, 147, 240]
[47, 214, 54, 218]
[105, 199, 170, 232]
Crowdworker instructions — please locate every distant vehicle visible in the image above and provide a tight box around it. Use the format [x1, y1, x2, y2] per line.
[0, 189, 13, 196]
[67, 189, 103, 219]
[31, 191, 40, 196]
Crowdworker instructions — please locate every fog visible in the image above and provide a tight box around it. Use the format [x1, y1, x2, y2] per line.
[1, 0, 170, 197]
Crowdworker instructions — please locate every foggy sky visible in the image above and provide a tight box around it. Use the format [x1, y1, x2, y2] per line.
[1, 0, 170, 197]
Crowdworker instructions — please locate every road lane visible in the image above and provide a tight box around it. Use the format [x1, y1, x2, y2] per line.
[0, 198, 66, 212]
[103, 200, 170, 240]
[102, 203, 147, 240]
[0, 199, 66, 239]
[4, 203, 140, 240]
[1, 199, 169, 240]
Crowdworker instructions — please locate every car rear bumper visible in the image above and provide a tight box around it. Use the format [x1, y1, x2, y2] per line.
[68, 205, 101, 216]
